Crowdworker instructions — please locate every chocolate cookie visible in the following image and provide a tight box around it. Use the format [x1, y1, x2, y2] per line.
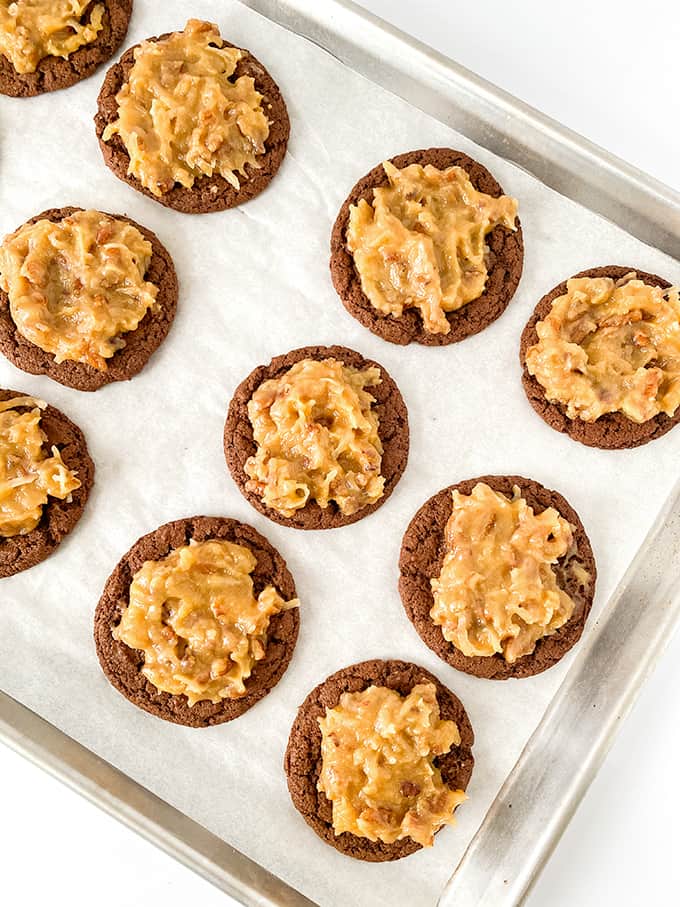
[0, 206, 178, 392]
[0, 388, 94, 577]
[520, 265, 679, 449]
[284, 658, 474, 861]
[0, 0, 132, 98]
[94, 516, 299, 727]
[399, 475, 596, 680]
[330, 148, 524, 346]
[94, 31, 290, 213]
[224, 345, 409, 530]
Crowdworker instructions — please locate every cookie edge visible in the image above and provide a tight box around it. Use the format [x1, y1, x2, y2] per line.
[0, 0, 133, 98]
[93, 515, 300, 727]
[0, 206, 179, 391]
[519, 265, 679, 449]
[94, 31, 290, 213]
[223, 344, 410, 530]
[398, 475, 597, 680]
[329, 147, 524, 346]
[284, 657, 475, 861]
[0, 388, 94, 577]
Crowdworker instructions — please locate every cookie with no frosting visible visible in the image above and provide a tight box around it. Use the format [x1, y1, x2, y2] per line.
[224, 345, 409, 530]
[94, 516, 299, 727]
[399, 475, 596, 680]
[94, 26, 290, 213]
[330, 148, 524, 345]
[0, 389, 94, 577]
[284, 658, 474, 861]
[0, 0, 132, 98]
[0, 206, 178, 392]
[520, 265, 679, 449]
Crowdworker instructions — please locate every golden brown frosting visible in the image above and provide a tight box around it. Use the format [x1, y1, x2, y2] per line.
[245, 358, 384, 517]
[0, 210, 158, 371]
[0, 395, 81, 537]
[0, 1, 104, 74]
[317, 682, 465, 846]
[526, 273, 680, 423]
[347, 161, 518, 334]
[430, 482, 585, 663]
[113, 539, 298, 706]
[102, 19, 270, 197]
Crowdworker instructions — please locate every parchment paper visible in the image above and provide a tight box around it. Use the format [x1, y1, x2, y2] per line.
[0, 3, 678, 906]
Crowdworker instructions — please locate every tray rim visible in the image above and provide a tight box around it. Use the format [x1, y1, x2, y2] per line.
[2, 2, 679, 906]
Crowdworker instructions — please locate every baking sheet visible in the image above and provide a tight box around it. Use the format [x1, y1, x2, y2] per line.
[0, 2, 678, 906]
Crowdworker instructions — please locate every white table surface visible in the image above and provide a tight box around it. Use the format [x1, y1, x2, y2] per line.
[2, 1, 678, 905]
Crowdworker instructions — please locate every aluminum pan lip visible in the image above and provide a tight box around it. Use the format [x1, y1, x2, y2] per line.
[1, 2, 679, 906]
[439, 476, 680, 906]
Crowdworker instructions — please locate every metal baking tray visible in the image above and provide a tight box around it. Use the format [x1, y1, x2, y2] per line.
[1, 1, 679, 904]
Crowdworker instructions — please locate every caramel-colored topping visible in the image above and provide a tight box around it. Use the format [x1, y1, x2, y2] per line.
[0, 0, 103, 74]
[244, 358, 384, 518]
[526, 273, 680, 424]
[318, 683, 465, 846]
[101, 19, 270, 197]
[0, 210, 158, 371]
[431, 483, 587, 664]
[113, 539, 299, 706]
[346, 161, 518, 335]
[0, 395, 81, 538]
